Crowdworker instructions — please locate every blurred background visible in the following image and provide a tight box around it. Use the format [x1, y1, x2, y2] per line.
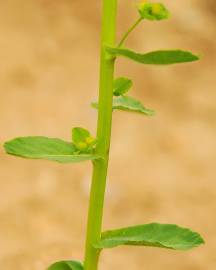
[0, 0, 215, 269]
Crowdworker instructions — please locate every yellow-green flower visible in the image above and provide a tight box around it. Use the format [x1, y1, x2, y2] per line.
[76, 142, 88, 151]
[85, 136, 96, 146]
[137, 2, 170, 20]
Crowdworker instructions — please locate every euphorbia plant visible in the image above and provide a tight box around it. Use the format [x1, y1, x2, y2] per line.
[4, 1, 204, 270]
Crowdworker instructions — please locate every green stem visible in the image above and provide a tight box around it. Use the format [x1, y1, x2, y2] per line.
[118, 17, 143, 47]
[83, 0, 118, 270]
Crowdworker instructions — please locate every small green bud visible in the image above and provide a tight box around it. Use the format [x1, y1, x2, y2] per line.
[137, 1, 170, 21]
[85, 136, 96, 145]
[77, 142, 88, 151]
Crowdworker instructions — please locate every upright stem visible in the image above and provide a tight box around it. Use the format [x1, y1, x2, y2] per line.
[84, 1, 118, 270]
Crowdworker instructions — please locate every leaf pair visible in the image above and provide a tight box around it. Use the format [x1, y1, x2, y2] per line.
[4, 128, 99, 164]
[113, 77, 154, 116]
[93, 77, 155, 116]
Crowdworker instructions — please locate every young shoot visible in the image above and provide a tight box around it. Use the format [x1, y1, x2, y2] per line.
[4, 1, 204, 270]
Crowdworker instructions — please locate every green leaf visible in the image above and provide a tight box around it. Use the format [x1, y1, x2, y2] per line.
[113, 96, 155, 116]
[4, 136, 100, 163]
[47, 260, 83, 270]
[72, 127, 90, 144]
[106, 46, 199, 65]
[113, 77, 133, 96]
[91, 96, 154, 116]
[95, 223, 204, 251]
[137, 2, 170, 21]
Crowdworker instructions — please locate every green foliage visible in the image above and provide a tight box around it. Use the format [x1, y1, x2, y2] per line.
[113, 77, 133, 96]
[95, 223, 204, 250]
[106, 46, 199, 65]
[113, 96, 155, 116]
[47, 260, 83, 270]
[137, 2, 170, 21]
[92, 95, 154, 116]
[4, 136, 100, 163]
[92, 76, 154, 116]
[72, 127, 97, 153]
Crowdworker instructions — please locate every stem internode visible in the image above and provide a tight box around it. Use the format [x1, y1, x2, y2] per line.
[84, 1, 118, 269]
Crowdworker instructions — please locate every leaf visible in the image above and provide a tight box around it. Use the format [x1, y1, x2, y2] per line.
[91, 96, 154, 116]
[4, 136, 100, 163]
[95, 223, 204, 251]
[137, 2, 170, 21]
[47, 260, 83, 270]
[113, 77, 133, 96]
[113, 96, 155, 116]
[106, 46, 199, 65]
[72, 127, 90, 144]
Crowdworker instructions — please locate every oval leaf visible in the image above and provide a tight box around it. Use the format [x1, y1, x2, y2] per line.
[47, 260, 83, 270]
[95, 223, 204, 251]
[4, 137, 100, 163]
[113, 77, 133, 96]
[106, 46, 199, 65]
[113, 96, 155, 116]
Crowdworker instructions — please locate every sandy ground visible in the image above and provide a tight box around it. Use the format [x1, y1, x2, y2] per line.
[0, 0, 216, 269]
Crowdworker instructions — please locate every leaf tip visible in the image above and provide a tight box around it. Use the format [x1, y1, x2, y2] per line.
[194, 231, 205, 246]
[3, 139, 13, 154]
[190, 53, 200, 62]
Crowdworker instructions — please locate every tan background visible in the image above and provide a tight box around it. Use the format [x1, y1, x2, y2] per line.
[0, 0, 215, 269]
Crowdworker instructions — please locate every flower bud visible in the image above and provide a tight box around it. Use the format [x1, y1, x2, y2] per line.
[77, 142, 88, 151]
[137, 2, 170, 21]
[85, 136, 96, 146]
